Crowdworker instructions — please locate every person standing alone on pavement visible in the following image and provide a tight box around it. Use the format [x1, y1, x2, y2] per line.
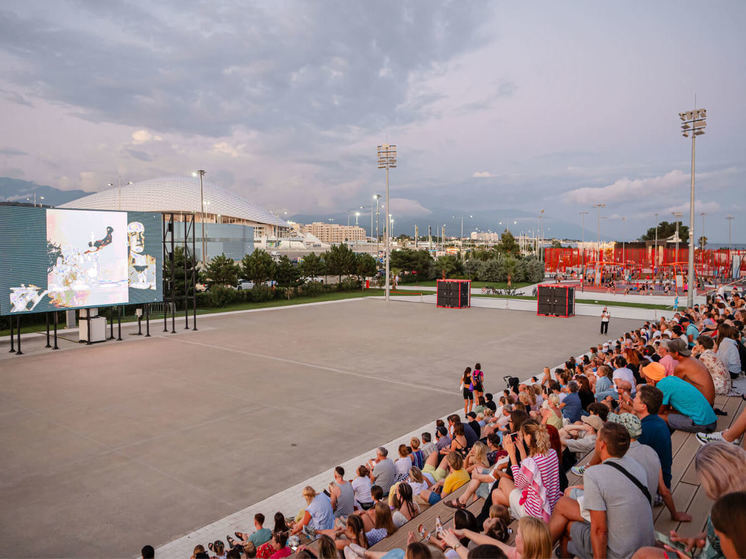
[601, 307, 610, 335]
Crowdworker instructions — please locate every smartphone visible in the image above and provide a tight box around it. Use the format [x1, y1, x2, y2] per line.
[655, 531, 692, 558]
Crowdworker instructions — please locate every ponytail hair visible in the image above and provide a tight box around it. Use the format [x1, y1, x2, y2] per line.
[521, 419, 551, 455]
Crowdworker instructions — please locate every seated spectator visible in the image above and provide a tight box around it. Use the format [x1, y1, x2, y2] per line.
[418, 451, 470, 506]
[559, 422, 655, 559]
[633, 442, 746, 559]
[466, 411, 482, 439]
[560, 381, 583, 423]
[710, 491, 746, 559]
[668, 338, 716, 405]
[329, 466, 355, 518]
[440, 423, 468, 458]
[485, 393, 498, 412]
[716, 323, 742, 379]
[395, 444, 413, 483]
[693, 335, 732, 396]
[352, 465, 374, 510]
[420, 432, 436, 460]
[612, 355, 636, 394]
[290, 486, 334, 537]
[443, 516, 551, 559]
[318, 514, 367, 552]
[410, 438, 424, 469]
[575, 375, 595, 410]
[367, 447, 395, 496]
[632, 384, 673, 489]
[364, 502, 397, 547]
[558, 413, 603, 455]
[231, 513, 272, 549]
[641, 362, 717, 433]
[492, 420, 560, 521]
[593, 365, 617, 401]
[449, 414, 478, 448]
[657, 340, 677, 376]
[540, 394, 563, 430]
[607, 412, 690, 522]
[390, 482, 419, 528]
[435, 426, 451, 453]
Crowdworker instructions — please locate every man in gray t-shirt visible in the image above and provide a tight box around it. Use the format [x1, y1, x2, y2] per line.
[567, 423, 654, 559]
[368, 447, 395, 496]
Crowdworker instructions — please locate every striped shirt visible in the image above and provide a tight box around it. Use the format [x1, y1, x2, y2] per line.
[510, 449, 560, 520]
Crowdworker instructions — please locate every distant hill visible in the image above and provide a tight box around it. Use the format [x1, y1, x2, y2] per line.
[0, 177, 90, 206]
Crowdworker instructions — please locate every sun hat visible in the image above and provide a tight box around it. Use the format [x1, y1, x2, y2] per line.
[607, 412, 642, 439]
[581, 414, 604, 432]
[642, 361, 666, 382]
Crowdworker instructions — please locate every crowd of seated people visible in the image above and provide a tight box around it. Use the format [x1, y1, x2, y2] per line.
[143, 287, 746, 559]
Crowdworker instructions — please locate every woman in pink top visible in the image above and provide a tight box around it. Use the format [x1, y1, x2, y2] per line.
[492, 420, 560, 522]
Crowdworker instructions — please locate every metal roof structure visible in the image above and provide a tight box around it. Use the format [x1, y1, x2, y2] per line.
[59, 176, 288, 227]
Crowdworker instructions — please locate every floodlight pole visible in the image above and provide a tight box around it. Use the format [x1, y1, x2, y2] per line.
[579, 211, 589, 266]
[377, 145, 397, 302]
[654, 213, 659, 270]
[680, 107, 706, 307]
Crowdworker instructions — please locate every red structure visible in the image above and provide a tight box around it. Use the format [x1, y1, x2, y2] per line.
[436, 279, 471, 308]
[544, 247, 745, 279]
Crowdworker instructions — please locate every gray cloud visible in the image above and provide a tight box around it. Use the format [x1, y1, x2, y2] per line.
[124, 148, 153, 162]
[0, 2, 491, 138]
[0, 147, 27, 156]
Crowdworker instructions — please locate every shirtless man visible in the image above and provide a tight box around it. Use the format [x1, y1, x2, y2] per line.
[667, 338, 715, 405]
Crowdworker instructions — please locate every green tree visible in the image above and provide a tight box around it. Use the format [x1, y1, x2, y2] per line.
[206, 253, 239, 286]
[164, 245, 200, 297]
[390, 248, 434, 279]
[241, 249, 276, 284]
[464, 259, 482, 280]
[275, 255, 300, 287]
[299, 252, 325, 281]
[434, 254, 463, 278]
[498, 230, 520, 256]
[324, 244, 356, 281]
[551, 240, 563, 249]
[640, 221, 689, 242]
[354, 253, 378, 279]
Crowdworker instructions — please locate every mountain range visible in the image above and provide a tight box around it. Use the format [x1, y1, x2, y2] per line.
[0, 177, 90, 206]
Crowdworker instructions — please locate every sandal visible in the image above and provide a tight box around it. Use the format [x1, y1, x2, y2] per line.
[208, 543, 214, 552]
[444, 499, 465, 509]
[227, 535, 237, 548]
[234, 532, 243, 540]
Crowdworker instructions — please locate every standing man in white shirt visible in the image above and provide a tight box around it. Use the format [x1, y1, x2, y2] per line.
[600, 307, 610, 335]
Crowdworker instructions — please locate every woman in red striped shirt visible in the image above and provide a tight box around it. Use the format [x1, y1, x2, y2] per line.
[492, 420, 560, 522]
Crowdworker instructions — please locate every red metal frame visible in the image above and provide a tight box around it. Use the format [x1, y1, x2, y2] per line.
[436, 279, 471, 308]
[536, 284, 575, 318]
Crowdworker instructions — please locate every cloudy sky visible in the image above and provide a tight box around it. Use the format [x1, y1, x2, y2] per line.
[0, 1, 744, 241]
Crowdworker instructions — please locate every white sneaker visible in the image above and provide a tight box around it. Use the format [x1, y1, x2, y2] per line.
[696, 431, 738, 445]
[571, 464, 587, 476]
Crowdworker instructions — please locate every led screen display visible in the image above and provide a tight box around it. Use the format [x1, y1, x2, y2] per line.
[0, 206, 162, 315]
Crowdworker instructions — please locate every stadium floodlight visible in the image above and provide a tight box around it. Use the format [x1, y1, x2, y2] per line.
[593, 203, 606, 257]
[377, 144, 397, 302]
[107, 178, 133, 211]
[679, 106, 706, 308]
[192, 170, 207, 264]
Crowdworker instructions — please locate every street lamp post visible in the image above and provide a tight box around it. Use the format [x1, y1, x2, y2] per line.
[593, 203, 606, 262]
[680, 107, 707, 308]
[579, 210, 589, 267]
[726, 216, 734, 251]
[373, 194, 381, 254]
[377, 144, 397, 302]
[192, 170, 207, 264]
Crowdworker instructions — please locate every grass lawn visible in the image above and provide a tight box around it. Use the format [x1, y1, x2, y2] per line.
[0, 289, 397, 337]
[471, 292, 679, 311]
[411, 280, 532, 289]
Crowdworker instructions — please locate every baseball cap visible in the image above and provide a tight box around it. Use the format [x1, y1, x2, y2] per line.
[607, 412, 642, 439]
[642, 361, 666, 382]
[667, 337, 691, 357]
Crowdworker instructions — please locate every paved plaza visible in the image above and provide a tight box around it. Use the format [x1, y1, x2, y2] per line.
[0, 298, 640, 558]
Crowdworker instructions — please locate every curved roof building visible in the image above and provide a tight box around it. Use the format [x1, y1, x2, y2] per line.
[60, 176, 288, 231]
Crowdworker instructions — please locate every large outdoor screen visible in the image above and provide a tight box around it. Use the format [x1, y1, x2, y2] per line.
[0, 206, 162, 315]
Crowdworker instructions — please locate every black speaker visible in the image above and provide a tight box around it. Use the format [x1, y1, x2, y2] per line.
[537, 285, 575, 317]
[437, 280, 470, 308]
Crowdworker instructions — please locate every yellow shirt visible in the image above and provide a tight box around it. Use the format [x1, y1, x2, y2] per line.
[443, 468, 470, 496]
